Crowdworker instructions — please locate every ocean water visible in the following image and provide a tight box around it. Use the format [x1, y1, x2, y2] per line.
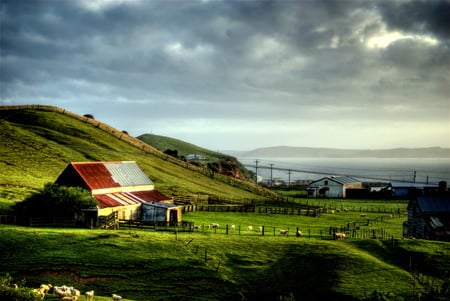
[237, 157, 450, 184]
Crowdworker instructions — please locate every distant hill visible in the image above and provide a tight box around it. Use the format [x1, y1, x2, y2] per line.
[137, 133, 253, 180]
[229, 146, 450, 158]
[0, 105, 272, 205]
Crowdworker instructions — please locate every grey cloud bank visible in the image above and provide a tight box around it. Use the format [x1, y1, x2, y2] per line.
[1, 0, 449, 151]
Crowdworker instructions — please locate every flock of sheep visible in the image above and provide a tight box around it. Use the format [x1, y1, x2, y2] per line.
[31, 283, 123, 300]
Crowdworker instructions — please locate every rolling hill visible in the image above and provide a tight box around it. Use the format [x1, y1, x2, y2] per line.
[137, 133, 254, 180]
[0, 105, 273, 208]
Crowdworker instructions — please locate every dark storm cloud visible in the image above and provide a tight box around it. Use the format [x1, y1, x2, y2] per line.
[0, 0, 448, 149]
[378, 0, 450, 40]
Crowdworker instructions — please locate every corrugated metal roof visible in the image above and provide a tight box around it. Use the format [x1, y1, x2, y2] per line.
[331, 176, 360, 185]
[104, 162, 153, 186]
[69, 161, 153, 190]
[142, 202, 178, 209]
[416, 195, 450, 213]
[390, 182, 438, 189]
[309, 176, 360, 186]
[95, 190, 171, 209]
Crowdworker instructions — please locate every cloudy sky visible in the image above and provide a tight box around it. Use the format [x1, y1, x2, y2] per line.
[1, 0, 449, 151]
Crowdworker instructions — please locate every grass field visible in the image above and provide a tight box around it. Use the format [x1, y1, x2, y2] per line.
[1, 199, 449, 301]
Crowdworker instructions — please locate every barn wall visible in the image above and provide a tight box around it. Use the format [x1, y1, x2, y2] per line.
[98, 204, 141, 221]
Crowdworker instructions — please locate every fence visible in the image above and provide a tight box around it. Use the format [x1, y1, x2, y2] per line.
[182, 204, 323, 217]
[28, 217, 76, 227]
[118, 220, 194, 232]
[0, 215, 16, 225]
[98, 212, 119, 229]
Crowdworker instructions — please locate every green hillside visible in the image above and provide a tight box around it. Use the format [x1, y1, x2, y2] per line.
[138, 133, 228, 160]
[138, 133, 253, 180]
[0, 106, 273, 208]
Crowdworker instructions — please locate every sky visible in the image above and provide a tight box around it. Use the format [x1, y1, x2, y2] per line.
[1, 0, 449, 151]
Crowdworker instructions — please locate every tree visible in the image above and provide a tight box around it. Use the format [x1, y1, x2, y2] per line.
[14, 183, 97, 222]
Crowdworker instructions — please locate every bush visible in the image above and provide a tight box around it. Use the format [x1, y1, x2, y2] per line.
[14, 183, 97, 221]
[0, 274, 39, 301]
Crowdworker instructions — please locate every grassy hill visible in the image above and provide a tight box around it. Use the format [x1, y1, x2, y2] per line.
[137, 133, 229, 160]
[138, 133, 254, 180]
[0, 106, 273, 209]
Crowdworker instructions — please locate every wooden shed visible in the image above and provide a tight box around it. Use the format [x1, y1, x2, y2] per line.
[55, 161, 175, 225]
[404, 195, 450, 241]
[307, 176, 362, 198]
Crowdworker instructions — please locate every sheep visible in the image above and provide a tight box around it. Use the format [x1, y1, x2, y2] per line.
[360, 213, 366, 218]
[112, 293, 122, 301]
[334, 232, 346, 240]
[61, 297, 77, 301]
[70, 288, 81, 298]
[31, 288, 45, 300]
[40, 284, 52, 294]
[343, 208, 349, 212]
[230, 225, 236, 231]
[193, 224, 201, 231]
[206, 223, 219, 230]
[257, 226, 263, 232]
[279, 229, 289, 235]
[336, 209, 341, 213]
[246, 225, 253, 231]
[85, 290, 94, 300]
[296, 230, 303, 238]
[54, 286, 74, 298]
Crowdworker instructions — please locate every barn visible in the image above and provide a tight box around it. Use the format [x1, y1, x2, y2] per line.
[307, 176, 363, 198]
[403, 195, 450, 241]
[55, 161, 181, 225]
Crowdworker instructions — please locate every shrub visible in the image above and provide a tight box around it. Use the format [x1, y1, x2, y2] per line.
[0, 274, 39, 301]
[14, 183, 97, 222]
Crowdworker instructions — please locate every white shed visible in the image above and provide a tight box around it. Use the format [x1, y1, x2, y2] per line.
[307, 176, 362, 198]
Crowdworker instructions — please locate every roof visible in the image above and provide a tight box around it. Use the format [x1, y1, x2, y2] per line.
[390, 182, 438, 189]
[415, 195, 450, 214]
[59, 161, 153, 190]
[142, 202, 179, 209]
[94, 190, 171, 209]
[309, 176, 361, 186]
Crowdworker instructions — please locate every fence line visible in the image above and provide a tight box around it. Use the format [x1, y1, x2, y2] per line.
[0, 215, 16, 225]
[182, 204, 322, 217]
[28, 217, 75, 227]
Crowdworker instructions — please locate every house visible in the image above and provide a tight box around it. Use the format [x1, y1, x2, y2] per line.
[55, 161, 181, 225]
[403, 195, 450, 241]
[307, 176, 363, 198]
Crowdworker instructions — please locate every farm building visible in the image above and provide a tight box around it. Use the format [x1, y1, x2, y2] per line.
[55, 161, 181, 225]
[142, 202, 182, 224]
[383, 181, 440, 197]
[403, 195, 450, 241]
[307, 176, 363, 198]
